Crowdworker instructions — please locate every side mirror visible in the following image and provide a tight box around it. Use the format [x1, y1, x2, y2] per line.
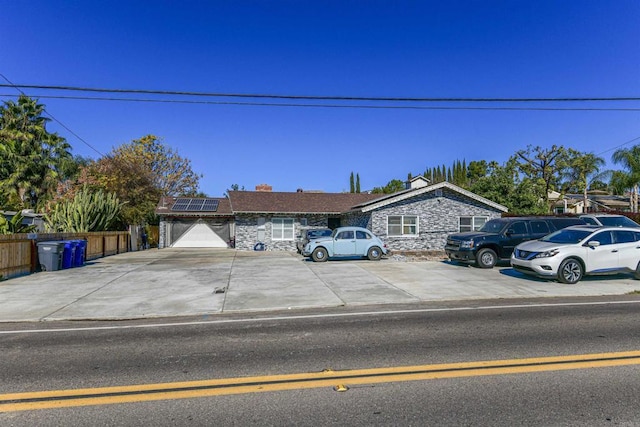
[505, 228, 514, 236]
[587, 240, 600, 248]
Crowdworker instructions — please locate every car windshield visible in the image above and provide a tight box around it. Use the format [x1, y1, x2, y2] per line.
[478, 219, 505, 233]
[541, 228, 592, 244]
[308, 229, 332, 239]
[598, 216, 639, 227]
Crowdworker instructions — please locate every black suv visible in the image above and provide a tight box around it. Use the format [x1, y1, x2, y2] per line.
[445, 216, 585, 268]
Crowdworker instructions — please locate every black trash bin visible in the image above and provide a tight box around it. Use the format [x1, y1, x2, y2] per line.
[37, 241, 65, 271]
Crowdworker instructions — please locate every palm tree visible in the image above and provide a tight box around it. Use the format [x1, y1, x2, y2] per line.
[611, 145, 640, 212]
[0, 95, 71, 209]
[563, 151, 606, 212]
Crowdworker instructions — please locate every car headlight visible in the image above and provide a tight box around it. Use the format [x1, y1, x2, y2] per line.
[534, 249, 559, 258]
[460, 240, 474, 249]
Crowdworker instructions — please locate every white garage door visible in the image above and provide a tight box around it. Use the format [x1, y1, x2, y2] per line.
[172, 223, 228, 248]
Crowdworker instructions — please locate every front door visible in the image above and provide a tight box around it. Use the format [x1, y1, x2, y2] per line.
[328, 217, 341, 230]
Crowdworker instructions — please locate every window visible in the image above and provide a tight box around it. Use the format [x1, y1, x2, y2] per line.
[356, 230, 372, 239]
[459, 216, 488, 232]
[509, 221, 527, 235]
[272, 218, 294, 241]
[592, 231, 613, 245]
[530, 221, 550, 234]
[614, 230, 637, 244]
[336, 230, 354, 240]
[387, 215, 418, 236]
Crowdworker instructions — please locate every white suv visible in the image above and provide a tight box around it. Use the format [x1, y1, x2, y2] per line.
[579, 214, 640, 227]
[511, 225, 640, 284]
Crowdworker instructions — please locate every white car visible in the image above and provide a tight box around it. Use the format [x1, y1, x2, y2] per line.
[579, 214, 640, 227]
[511, 225, 640, 284]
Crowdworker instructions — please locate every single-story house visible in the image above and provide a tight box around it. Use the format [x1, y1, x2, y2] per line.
[549, 190, 631, 214]
[156, 178, 508, 252]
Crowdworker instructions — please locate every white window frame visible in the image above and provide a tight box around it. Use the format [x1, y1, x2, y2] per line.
[272, 218, 294, 241]
[459, 216, 488, 232]
[387, 215, 419, 237]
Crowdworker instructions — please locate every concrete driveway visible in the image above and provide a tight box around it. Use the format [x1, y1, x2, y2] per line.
[1, 248, 639, 322]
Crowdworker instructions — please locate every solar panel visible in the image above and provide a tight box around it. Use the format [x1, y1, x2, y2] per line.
[172, 198, 219, 212]
[202, 199, 219, 211]
[172, 198, 191, 211]
[187, 199, 204, 210]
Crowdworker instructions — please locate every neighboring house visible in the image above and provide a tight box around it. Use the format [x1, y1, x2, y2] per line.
[156, 180, 508, 252]
[549, 190, 631, 214]
[1, 210, 46, 232]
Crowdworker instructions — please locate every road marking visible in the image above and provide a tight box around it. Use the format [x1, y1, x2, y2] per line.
[1, 299, 640, 335]
[2, 350, 640, 412]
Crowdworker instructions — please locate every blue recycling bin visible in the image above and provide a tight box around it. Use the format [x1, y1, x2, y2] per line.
[72, 239, 87, 267]
[62, 240, 76, 269]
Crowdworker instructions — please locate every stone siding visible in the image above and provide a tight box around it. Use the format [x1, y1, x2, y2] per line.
[160, 189, 503, 252]
[343, 212, 372, 228]
[369, 189, 502, 251]
[235, 214, 330, 251]
[159, 219, 168, 248]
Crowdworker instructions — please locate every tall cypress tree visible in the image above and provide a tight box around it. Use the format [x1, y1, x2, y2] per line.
[355, 173, 361, 193]
[349, 172, 355, 193]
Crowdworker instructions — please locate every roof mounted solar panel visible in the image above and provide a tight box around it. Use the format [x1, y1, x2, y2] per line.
[171, 198, 191, 211]
[202, 199, 219, 211]
[172, 198, 219, 212]
[186, 199, 205, 211]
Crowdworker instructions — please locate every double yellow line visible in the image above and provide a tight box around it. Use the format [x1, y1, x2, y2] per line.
[3, 350, 640, 412]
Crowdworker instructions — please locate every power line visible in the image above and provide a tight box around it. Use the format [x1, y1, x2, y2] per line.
[596, 135, 640, 156]
[1, 83, 640, 103]
[1, 94, 639, 112]
[0, 75, 104, 158]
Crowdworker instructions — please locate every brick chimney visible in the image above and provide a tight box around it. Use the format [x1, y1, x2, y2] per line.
[255, 184, 273, 192]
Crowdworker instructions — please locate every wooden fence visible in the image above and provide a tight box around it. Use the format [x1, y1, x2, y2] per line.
[0, 231, 131, 280]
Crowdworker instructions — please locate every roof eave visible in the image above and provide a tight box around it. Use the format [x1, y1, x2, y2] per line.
[359, 182, 508, 213]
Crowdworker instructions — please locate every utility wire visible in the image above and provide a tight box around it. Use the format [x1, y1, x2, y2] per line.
[0, 75, 104, 157]
[1, 83, 640, 103]
[1, 94, 639, 111]
[596, 135, 640, 156]
[2, 78, 640, 162]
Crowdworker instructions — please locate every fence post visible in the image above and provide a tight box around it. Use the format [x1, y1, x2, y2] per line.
[30, 239, 38, 273]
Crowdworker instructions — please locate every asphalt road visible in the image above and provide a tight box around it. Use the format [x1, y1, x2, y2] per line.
[2, 296, 640, 425]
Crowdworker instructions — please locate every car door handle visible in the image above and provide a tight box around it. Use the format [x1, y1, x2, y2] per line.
[611, 249, 619, 253]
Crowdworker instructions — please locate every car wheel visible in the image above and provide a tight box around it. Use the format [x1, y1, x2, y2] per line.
[311, 247, 328, 262]
[476, 248, 497, 269]
[367, 246, 382, 261]
[558, 258, 583, 284]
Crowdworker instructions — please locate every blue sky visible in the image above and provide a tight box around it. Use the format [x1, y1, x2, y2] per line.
[1, 1, 639, 196]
